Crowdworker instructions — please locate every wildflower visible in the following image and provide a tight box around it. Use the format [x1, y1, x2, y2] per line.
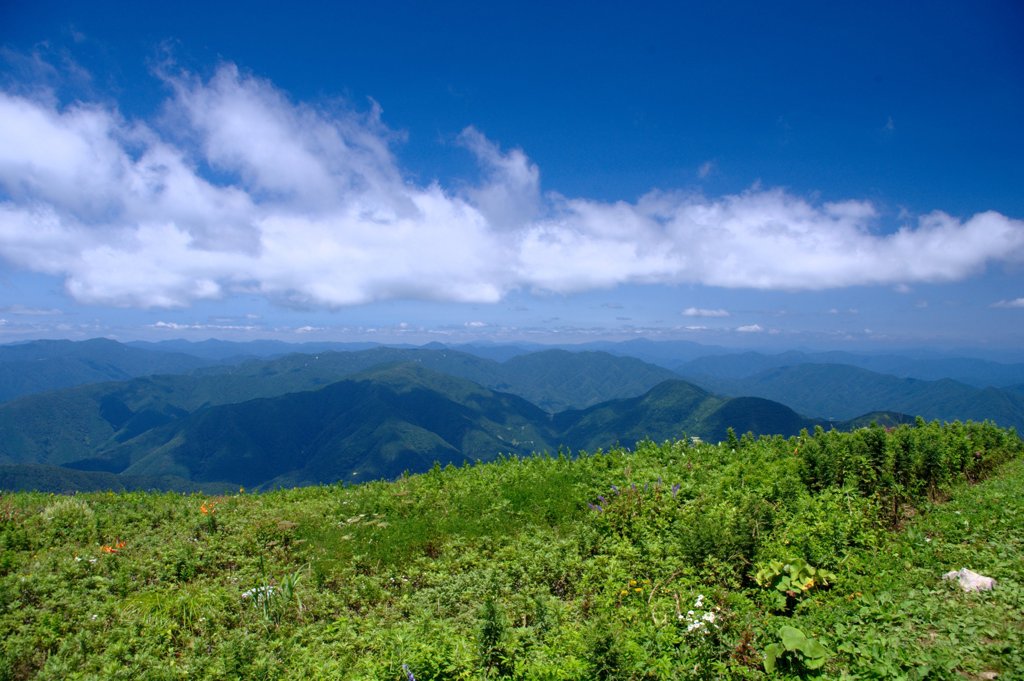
[241, 585, 275, 601]
[200, 501, 217, 515]
[610, 484, 619, 494]
[101, 540, 126, 554]
[587, 502, 603, 513]
[671, 483, 681, 497]
[402, 663, 416, 681]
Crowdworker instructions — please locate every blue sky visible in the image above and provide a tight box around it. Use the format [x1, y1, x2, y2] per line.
[1, 1, 1022, 353]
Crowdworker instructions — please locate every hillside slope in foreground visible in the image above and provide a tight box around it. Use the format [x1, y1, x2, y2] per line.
[1, 420, 1021, 679]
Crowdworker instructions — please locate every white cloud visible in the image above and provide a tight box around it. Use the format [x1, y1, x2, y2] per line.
[736, 324, 764, 333]
[150, 320, 258, 331]
[682, 307, 730, 318]
[1, 62, 1023, 310]
[698, 160, 715, 179]
[992, 298, 1024, 309]
[0, 305, 62, 316]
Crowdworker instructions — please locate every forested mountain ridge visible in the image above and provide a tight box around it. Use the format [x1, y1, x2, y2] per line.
[676, 349, 1024, 387]
[1, 362, 870, 491]
[1, 338, 1020, 492]
[689, 363, 1024, 430]
[0, 346, 680, 467]
[0, 338, 216, 402]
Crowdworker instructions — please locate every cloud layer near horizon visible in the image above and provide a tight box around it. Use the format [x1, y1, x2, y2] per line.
[1, 63, 1023, 309]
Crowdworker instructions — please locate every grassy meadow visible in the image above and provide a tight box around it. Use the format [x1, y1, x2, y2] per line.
[1, 420, 1021, 679]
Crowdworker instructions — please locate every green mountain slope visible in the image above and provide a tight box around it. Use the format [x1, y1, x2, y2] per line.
[556, 380, 819, 451]
[108, 364, 558, 488]
[677, 349, 1024, 388]
[0, 346, 679, 467]
[692, 363, 1024, 430]
[0, 338, 216, 402]
[496, 349, 680, 411]
[3, 361, 839, 489]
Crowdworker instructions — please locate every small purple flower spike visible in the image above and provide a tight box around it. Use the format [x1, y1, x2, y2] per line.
[403, 664, 416, 681]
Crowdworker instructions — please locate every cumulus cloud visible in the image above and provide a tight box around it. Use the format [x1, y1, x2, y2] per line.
[1, 62, 1024, 310]
[736, 324, 764, 333]
[682, 307, 730, 318]
[992, 298, 1024, 309]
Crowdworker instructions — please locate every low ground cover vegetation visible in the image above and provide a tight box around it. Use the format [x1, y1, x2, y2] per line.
[1, 419, 1021, 679]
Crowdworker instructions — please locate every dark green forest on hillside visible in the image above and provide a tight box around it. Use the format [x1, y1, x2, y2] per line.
[2, 420, 1021, 679]
[0, 361, 849, 492]
[4, 339, 1024, 495]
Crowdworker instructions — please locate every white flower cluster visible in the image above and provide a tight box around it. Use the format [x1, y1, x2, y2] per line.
[241, 585, 275, 600]
[679, 594, 719, 633]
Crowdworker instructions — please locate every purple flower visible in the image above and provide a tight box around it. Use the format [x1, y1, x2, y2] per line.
[671, 483, 681, 497]
[403, 664, 416, 681]
[598, 495, 606, 504]
[610, 484, 619, 494]
[588, 502, 604, 512]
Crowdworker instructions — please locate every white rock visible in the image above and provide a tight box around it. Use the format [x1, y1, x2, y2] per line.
[942, 568, 996, 592]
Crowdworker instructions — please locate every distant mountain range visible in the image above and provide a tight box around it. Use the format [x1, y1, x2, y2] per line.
[1, 337, 1021, 492]
[0, 338, 216, 402]
[681, 363, 1024, 428]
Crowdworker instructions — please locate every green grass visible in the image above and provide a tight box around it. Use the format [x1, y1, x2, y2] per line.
[0, 420, 1021, 679]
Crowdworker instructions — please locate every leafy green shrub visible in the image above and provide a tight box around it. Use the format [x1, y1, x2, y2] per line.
[0, 424, 1019, 679]
[38, 496, 97, 545]
[759, 488, 881, 569]
[478, 595, 512, 677]
[754, 559, 835, 613]
[763, 625, 830, 675]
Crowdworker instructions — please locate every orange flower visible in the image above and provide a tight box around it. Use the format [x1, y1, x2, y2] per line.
[200, 501, 217, 515]
[101, 539, 126, 554]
